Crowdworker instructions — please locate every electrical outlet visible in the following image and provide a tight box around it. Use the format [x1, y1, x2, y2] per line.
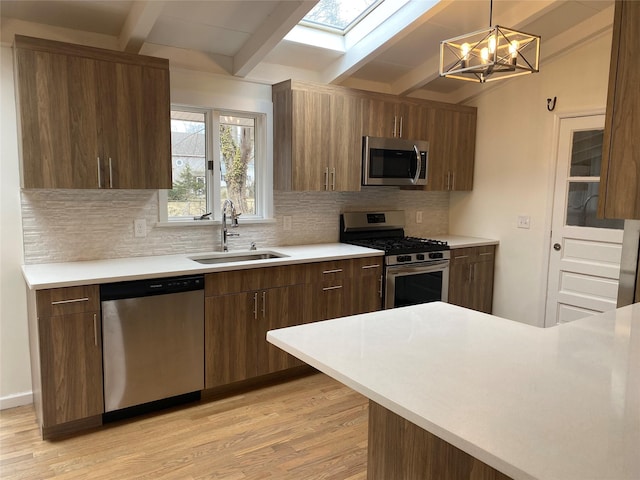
[517, 215, 531, 229]
[134, 219, 147, 238]
[283, 216, 292, 231]
[416, 211, 423, 224]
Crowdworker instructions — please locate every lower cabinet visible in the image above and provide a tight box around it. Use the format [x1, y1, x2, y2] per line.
[204, 283, 306, 388]
[204, 265, 308, 388]
[448, 246, 495, 314]
[306, 257, 383, 321]
[29, 285, 104, 438]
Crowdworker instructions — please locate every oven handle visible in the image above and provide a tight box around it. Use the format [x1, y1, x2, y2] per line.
[386, 260, 449, 277]
[411, 144, 422, 184]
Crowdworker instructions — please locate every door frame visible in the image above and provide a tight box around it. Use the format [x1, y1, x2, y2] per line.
[540, 108, 606, 328]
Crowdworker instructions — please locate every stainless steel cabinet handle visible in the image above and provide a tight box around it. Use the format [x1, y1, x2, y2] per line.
[480, 252, 493, 257]
[446, 171, 452, 190]
[324, 167, 329, 191]
[323, 285, 343, 291]
[362, 264, 380, 269]
[262, 291, 266, 318]
[454, 255, 469, 260]
[97, 157, 102, 188]
[399, 116, 403, 138]
[451, 172, 455, 190]
[93, 313, 98, 347]
[323, 269, 343, 274]
[331, 168, 336, 191]
[253, 292, 258, 320]
[393, 116, 398, 137]
[51, 297, 89, 305]
[108, 158, 113, 188]
[378, 275, 383, 298]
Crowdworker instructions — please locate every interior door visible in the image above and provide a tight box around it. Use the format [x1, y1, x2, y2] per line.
[545, 115, 624, 326]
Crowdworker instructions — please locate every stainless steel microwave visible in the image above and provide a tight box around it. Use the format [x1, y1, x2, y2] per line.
[362, 136, 428, 186]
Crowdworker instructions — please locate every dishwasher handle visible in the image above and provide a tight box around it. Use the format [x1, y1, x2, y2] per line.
[100, 274, 205, 301]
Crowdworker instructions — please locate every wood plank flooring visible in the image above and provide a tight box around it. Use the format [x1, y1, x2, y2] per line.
[0, 373, 368, 479]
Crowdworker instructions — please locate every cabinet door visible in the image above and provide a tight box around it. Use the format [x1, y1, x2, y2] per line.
[350, 258, 383, 315]
[258, 284, 306, 375]
[96, 61, 172, 189]
[38, 311, 103, 426]
[291, 89, 331, 191]
[205, 292, 256, 388]
[448, 251, 473, 309]
[330, 94, 363, 191]
[398, 102, 430, 141]
[599, 0, 640, 219]
[362, 97, 398, 138]
[449, 110, 476, 191]
[15, 49, 100, 189]
[471, 255, 495, 314]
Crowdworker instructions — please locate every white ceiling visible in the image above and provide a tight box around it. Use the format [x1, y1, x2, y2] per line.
[0, 0, 614, 103]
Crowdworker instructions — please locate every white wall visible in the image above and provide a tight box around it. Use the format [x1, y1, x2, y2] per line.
[449, 32, 613, 326]
[0, 45, 31, 408]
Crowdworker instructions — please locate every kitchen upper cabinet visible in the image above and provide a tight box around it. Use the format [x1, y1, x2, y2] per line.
[448, 246, 495, 314]
[14, 35, 171, 190]
[361, 97, 430, 140]
[598, 0, 640, 219]
[30, 285, 104, 438]
[273, 80, 362, 192]
[424, 107, 477, 191]
[204, 265, 308, 388]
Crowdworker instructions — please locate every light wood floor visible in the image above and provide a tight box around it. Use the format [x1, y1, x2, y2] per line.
[0, 373, 368, 479]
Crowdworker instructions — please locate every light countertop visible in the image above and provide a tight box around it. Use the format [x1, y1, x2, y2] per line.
[433, 235, 499, 248]
[22, 243, 383, 290]
[267, 302, 640, 480]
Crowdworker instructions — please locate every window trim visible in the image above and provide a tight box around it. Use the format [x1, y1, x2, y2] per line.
[159, 105, 273, 225]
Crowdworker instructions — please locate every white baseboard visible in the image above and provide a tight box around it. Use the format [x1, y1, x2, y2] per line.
[0, 391, 33, 410]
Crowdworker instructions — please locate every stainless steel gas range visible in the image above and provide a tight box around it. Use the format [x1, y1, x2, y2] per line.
[340, 210, 449, 309]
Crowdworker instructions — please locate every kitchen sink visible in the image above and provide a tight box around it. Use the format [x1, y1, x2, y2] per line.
[189, 251, 287, 265]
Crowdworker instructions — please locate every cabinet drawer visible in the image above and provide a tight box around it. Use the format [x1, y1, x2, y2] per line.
[352, 257, 383, 277]
[36, 285, 100, 317]
[305, 259, 352, 283]
[450, 246, 495, 264]
[205, 264, 306, 296]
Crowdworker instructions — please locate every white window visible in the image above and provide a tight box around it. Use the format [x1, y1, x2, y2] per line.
[160, 106, 272, 223]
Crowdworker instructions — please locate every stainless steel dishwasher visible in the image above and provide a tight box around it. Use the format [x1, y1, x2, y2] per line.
[100, 275, 204, 412]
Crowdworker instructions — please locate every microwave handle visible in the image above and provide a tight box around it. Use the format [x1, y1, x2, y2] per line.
[411, 144, 422, 184]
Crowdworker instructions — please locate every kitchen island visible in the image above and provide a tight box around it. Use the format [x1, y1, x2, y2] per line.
[267, 302, 640, 480]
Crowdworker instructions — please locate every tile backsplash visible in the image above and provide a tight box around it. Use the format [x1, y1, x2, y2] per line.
[21, 189, 449, 264]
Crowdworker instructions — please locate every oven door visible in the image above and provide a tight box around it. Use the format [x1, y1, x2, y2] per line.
[385, 260, 449, 309]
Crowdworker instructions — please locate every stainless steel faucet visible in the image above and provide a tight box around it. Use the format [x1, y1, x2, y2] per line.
[221, 199, 240, 252]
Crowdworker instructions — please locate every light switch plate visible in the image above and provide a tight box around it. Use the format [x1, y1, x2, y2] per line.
[517, 215, 531, 229]
[416, 211, 423, 224]
[283, 216, 292, 231]
[134, 219, 147, 238]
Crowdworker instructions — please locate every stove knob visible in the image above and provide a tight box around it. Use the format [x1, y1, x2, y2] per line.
[429, 252, 443, 259]
[416, 254, 425, 261]
[399, 255, 411, 262]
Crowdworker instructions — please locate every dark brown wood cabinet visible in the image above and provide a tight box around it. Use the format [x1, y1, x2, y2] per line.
[204, 265, 308, 388]
[448, 245, 495, 314]
[598, 0, 640, 219]
[29, 285, 104, 438]
[14, 35, 171, 190]
[350, 257, 383, 314]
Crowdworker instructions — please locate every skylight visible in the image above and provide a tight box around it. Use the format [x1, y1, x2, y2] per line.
[301, 0, 384, 34]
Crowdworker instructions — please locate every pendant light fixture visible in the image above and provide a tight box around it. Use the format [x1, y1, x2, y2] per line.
[439, 0, 540, 83]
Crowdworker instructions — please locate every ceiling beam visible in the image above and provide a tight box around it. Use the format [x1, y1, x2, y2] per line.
[319, 0, 450, 85]
[119, 0, 165, 53]
[391, 0, 560, 96]
[233, 0, 318, 77]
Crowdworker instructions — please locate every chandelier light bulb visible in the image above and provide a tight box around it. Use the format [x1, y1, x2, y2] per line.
[480, 47, 489, 63]
[509, 40, 519, 58]
[488, 35, 496, 54]
[460, 42, 471, 59]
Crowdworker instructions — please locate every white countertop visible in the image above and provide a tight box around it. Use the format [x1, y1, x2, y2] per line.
[21, 243, 383, 290]
[432, 235, 499, 248]
[267, 302, 640, 480]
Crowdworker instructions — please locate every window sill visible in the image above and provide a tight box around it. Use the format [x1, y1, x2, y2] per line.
[156, 218, 276, 228]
